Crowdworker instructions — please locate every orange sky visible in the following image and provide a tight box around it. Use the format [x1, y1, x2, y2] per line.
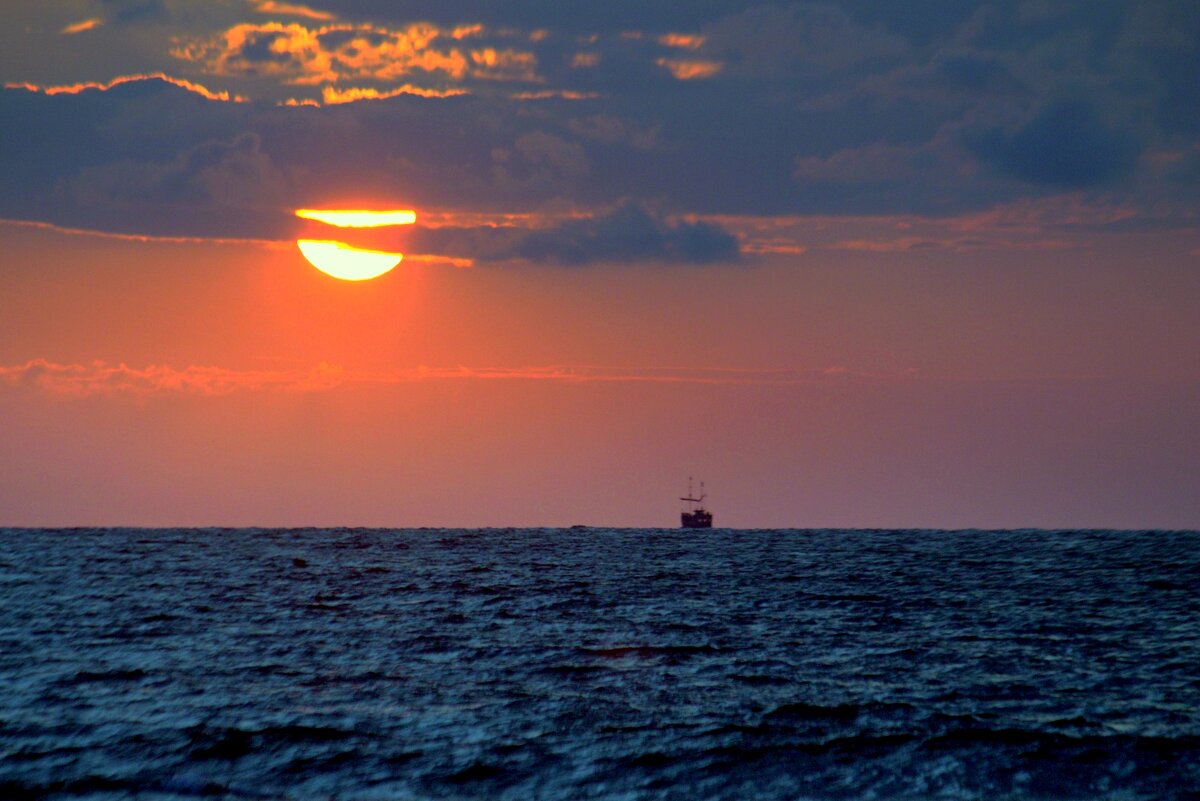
[2, 221, 1196, 527]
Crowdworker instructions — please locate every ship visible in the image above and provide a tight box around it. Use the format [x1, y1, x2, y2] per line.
[680, 478, 713, 528]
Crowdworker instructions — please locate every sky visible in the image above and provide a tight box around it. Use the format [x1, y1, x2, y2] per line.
[1, 0, 1197, 528]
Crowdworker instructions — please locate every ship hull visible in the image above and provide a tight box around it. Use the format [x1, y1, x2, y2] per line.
[681, 511, 713, 528]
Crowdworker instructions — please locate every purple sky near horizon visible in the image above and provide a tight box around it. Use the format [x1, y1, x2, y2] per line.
[0, 0, 1197, 527]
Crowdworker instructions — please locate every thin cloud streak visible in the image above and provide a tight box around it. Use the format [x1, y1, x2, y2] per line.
[0, 218, 470, 265]
[252, 1, 336, 21]
[0, 218, 289, 249]
[60, 18, 103, 35]
[657, 33, 706, 50]
[320, 85, 469, 104]
[0, 360, 898, 398]
[5, 73, 246, 103]
[511, 90, 600, 101]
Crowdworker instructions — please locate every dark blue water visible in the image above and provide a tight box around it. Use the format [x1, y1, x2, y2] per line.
[1, 528, 1198, 800]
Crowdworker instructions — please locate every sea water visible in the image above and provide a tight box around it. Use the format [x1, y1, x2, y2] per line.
[1, 528, 1197, 799]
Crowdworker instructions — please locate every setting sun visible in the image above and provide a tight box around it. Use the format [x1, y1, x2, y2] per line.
[295, 206, 416, 280]
[296, 239, 403, 281]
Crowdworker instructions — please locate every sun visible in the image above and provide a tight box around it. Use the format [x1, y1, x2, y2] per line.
[296, 240, 403, 281]
[295, 207, 416, 281]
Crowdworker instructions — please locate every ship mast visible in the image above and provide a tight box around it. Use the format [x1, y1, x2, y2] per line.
[679, 476, 706, 505]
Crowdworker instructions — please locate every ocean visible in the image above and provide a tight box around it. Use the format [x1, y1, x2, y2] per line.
[1, 528, 1197, 800]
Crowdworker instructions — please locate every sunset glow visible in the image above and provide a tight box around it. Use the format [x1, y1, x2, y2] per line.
[1, 1, 1197, 530]
[295, 209, 418, 227]
[296, 239, 403, 280]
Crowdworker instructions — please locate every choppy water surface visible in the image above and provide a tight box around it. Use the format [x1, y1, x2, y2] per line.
[1, 528, 1198, 800]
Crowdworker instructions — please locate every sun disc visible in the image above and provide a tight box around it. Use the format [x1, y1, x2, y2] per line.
[297, 240, 402, 281]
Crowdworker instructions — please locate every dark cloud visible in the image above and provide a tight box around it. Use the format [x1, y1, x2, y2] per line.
[407, 202, 742, 265]
[498, 202, 740, 265]
[703, 4, 909, 76]
[105, 0, 170, 24]
[967, 101, 1143, 187]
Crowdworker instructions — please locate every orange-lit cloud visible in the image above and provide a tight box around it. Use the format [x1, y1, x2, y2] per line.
[403, 253, 474, 268]
[320, 85, 469, 104]
[656, 58, 723, 80]
[5, 73, 246, 102]
[60, 18, 103, 35]
[741, 241, 809, 256]
[172, 22, 540, 86]
[469, 48, 539, 81]
[451, 24, 486, 40]
[570, 52, 600, 68]
[172, 22, 342, 85]
[658, 33, 706, 50]
[0, 361, 891, 398]
[252, 1, 335, 20]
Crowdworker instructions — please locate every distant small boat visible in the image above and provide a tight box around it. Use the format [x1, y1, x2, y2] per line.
[680, 478, 713, 528]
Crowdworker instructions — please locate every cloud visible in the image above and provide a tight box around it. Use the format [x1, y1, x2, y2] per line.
[252, 1, 335, 21]
[967, 100, 1143, 187]
[655, 58, 723, 81]
[60, 18, 104, 35]
[58, 132, 301, 239]
[0, 360, 343, 397]
[513, 130, 589, 175]
[319, 84, 469, 103]
[2, 1, 1198, 245]
[483, 202, 741, 265]
[0, 359, 886, 398]
[170, 21, 542, 86]
[5, 74, 246, 103]
[511, 90, 599, 101]
[701, 4, 909, 76]
[568, 114, 657, 149]
[362, 204, 742, 266]
[657, 33, 706, 50]
[0, 217, 288, 248]
[794, 144, 919, 184]
[468, 47, 540, 82]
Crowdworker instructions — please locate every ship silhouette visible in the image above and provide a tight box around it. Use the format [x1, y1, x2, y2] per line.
[679, 478, 713, 528]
